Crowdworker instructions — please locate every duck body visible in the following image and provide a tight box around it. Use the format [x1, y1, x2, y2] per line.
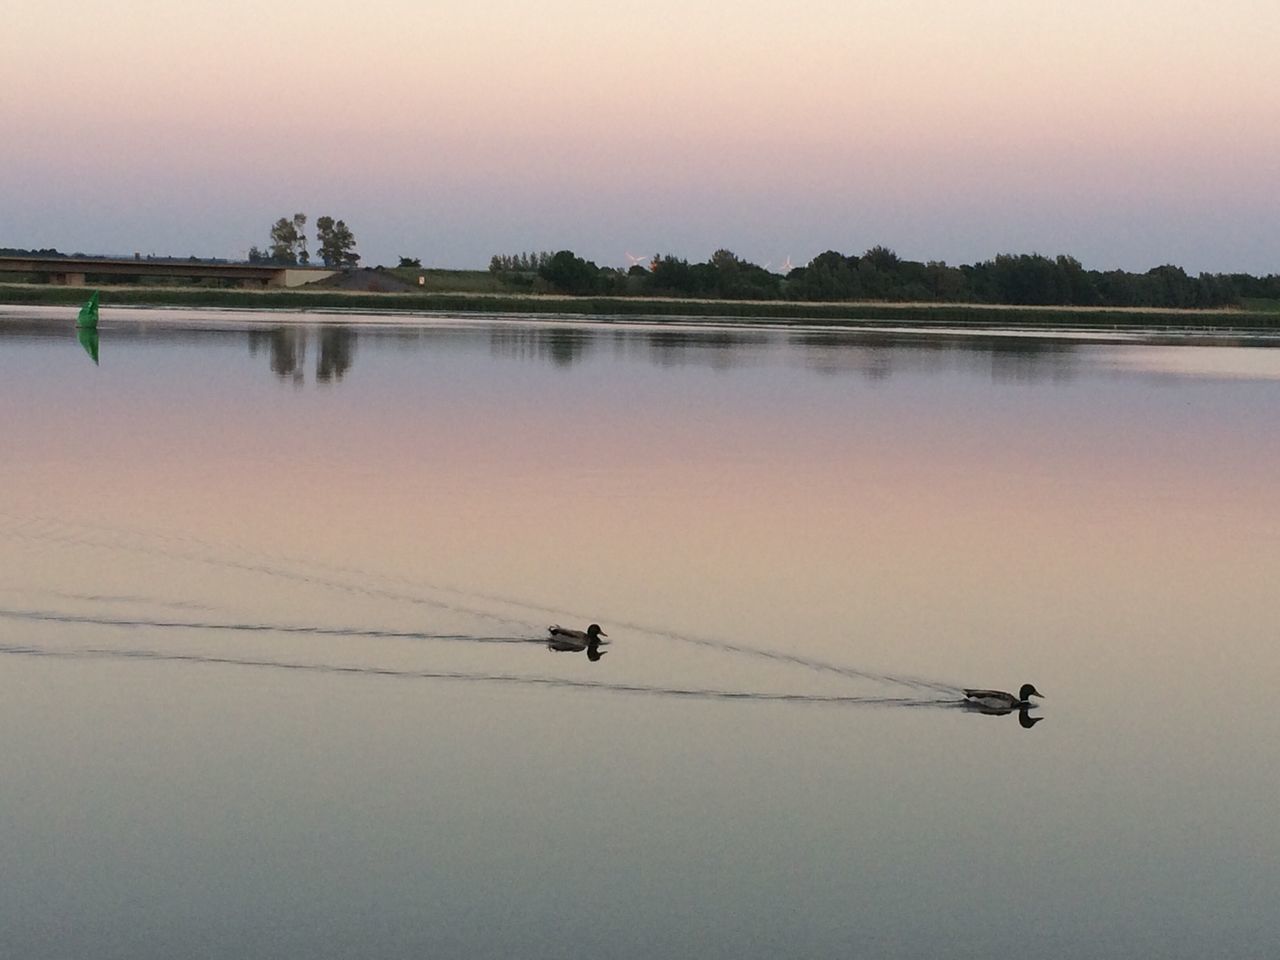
[963, 683, 1043, 711]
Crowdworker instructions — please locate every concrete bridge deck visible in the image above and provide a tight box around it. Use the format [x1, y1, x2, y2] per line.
[0, 255, 337, 288]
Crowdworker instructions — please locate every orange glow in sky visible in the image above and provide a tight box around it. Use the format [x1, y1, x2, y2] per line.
[4, 0, 1279, 270]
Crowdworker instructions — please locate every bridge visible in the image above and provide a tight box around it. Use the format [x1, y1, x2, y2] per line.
[0, 255, 338, 288]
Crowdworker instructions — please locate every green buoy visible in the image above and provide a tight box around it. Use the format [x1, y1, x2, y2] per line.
[75, 291, 100, 363]
[76, 291, 99, 329]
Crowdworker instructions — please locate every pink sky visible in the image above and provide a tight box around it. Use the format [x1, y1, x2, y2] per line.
[4, 0, 1278, 271]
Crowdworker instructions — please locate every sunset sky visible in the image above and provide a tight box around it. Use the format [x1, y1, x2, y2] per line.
[4, 0, 1278, 272]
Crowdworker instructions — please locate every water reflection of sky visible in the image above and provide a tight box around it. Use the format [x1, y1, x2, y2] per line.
[1, 309, 1278, 959]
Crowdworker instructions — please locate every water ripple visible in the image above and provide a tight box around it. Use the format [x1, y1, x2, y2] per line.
[0, 640, 963, 709]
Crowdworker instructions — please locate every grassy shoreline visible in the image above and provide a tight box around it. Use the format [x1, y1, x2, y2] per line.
[3, 282, 1280, 331]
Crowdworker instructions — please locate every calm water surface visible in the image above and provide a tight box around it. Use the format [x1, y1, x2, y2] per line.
[2, 307, 1278, 959]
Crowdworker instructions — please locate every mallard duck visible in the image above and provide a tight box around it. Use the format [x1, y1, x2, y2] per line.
[546, 624, 609, 661]
[547, 623, 607, 645]
[963, 684, 1043, 710]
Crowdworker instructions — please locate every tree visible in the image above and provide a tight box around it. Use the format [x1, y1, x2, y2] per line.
[489, 251, 554, 273]
[268, 213, 308, 265]
[857, 246, 901, 299]
[648, 254, 697, 295]
[398, 256, 421, 268]
[789, 250, 860, 300]
[1056, 255, 1099, 306]
[293, 213, 308, 265]
[1146, 265, 1194, 308]
[315, 216, 334, 265]
[925, 261, 969, 301]
[316, 216, 361, 267]
[268, 217, 298, 265]
[862, 245, 900, 272]
[704, 249, 782, 299]
[538, 250, 602, 295]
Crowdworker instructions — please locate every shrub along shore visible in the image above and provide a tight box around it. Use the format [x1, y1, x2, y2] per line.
[3, 282, 1279, 332]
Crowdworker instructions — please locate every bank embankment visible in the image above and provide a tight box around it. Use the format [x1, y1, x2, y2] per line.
[3, 282, 1279, 332]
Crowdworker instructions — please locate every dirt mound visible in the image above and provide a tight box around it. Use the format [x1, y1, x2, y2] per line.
[318, 268, 414, 293]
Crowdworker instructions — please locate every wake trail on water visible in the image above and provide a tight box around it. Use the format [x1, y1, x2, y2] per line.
[8, 589, 219, 612]
[0, 515, 968, 696]
[0, 608, 534, 645]
[0, 641, 965, 709]
[0, 517, 539, 631]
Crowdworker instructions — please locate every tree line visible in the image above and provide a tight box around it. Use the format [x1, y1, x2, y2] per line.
[487, 247, 1280, 309]
[248, 214, 360, 268]
[2, 247, 71, 258]
[490, 251, 554, 273]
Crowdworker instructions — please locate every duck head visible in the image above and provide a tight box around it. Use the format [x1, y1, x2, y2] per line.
[586, 624, 607, 640]
[1018, 683, 1044, 703]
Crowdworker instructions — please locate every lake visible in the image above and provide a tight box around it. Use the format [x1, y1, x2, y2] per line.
[2, 306, 1278, 959]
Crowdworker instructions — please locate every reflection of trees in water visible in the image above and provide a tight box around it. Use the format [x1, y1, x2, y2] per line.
[639, 328, 769, 370]
[247, 327, 305, 384]
[242, 320, 1088, 384]
[487, 324, 777, 370]
[790, 330, 1082, 383]
[792, 332, 898, 380]
[316, 326, 355, 382]
[488, 326, 589, 366]
[985, 337, 1079, 383]
[248, 325, 357, 385]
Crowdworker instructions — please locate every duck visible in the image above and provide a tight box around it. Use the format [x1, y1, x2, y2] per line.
[546, 624, 609, 661]
[547, 623, 607, 646]
[963, 683, 1044, 711]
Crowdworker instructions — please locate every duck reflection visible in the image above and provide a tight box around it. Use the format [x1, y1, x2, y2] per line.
[546, 636, 608, 661]
[963, 701, 1043, 729]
